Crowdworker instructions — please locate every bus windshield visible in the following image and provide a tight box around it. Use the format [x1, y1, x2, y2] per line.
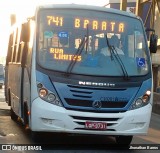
[37, 9, 149, 76]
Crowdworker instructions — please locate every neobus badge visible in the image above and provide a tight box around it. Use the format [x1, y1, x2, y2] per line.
[79, 81, 115, 87]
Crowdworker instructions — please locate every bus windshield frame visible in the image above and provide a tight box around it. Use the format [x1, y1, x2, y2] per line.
[37, 8, 150, 77]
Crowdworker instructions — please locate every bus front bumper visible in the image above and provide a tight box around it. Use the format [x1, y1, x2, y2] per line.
[31, 98, 152, 136]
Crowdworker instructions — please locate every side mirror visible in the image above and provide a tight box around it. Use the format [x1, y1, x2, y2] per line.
[21, 43, 28, 68]
[21, 22, 30, 42]
[149, 33, 158, 53]
[145, 28, 158, 53]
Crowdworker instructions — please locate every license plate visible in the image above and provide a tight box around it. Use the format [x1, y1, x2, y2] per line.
[85, 121, 107, 130]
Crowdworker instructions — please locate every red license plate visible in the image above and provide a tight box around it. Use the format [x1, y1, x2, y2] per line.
[85, 121, 107, 130]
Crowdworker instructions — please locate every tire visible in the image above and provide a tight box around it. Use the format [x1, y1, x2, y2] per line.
[23, 103, 29, 127]
[31, 131, 42, 142]
[10, 108, 18, 121]
[115, 136, 133, 146]
[0, 85, 2, 89]
[8, 89, 11, 106]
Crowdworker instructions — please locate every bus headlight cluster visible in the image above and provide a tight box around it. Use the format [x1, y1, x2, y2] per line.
[38, 83, 62, 107]
[130, 90, 151, 110]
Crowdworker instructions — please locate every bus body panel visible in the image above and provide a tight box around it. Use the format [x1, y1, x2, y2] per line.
[8, 63, 22, 116]
[30, 72, 153, 135]
[23, 67, 31, 121]
[31, 97, 152, 135]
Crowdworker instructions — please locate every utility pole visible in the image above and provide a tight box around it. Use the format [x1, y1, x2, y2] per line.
[10, 14, 16, 26]
[120, 0, 127, 11]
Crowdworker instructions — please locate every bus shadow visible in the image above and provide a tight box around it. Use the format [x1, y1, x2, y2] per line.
[28, 132, 130, 150]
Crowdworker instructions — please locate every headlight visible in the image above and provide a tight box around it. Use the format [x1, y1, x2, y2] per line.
[39, 88, 48, 98]
[142, 90, 151, 103]
[142, 95, 150, 103]
[47, 93, 56, 102]
[135, 98, 143, 107]
[37, 83, 62, 107]
[130, 90, 151, 110]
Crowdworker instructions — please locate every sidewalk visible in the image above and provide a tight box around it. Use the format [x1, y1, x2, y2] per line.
[0, 102, 10, 110]
[0, 87, 10, 110]
[0, 97, 10, 110]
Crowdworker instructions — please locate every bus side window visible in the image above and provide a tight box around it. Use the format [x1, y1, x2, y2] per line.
[17, 42, 24, 63]
[15, 27, 22, 63]
[16, 23, 27, 64]
[21, 22, 30, 42]
[10, 29, 17, 63]
[6, 33, 14, 65]
[20, 22, 30, 67]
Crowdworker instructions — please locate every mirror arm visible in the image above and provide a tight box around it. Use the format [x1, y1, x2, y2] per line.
[145, 28, 155, 33]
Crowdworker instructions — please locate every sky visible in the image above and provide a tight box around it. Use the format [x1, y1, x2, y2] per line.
[0, 0, 109, 57]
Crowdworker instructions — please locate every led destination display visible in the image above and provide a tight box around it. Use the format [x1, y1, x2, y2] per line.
[46, 16, 125, 32]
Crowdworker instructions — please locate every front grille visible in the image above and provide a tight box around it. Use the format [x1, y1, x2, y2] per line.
[69, 86, 93, 99]
[74, 128, 116, 131]
[66, 108, 126, 113]
[65, 98, 127, 108]
[53, 82, 133, 112]
[76, 122, 115, 126]
[70, 115, 121, 131]
[67, 84, 126, 91]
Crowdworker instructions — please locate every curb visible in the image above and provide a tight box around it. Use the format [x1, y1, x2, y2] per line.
[0, 98, 5, 102]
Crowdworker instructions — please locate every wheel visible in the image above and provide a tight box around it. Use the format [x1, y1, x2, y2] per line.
[23, 103, 29, 129]
[31, 131, 50, 143]
[8, 89, 11, 106]
[10, 108, 18, 121]
[0, 85, 2, 89]
[115, 136, 133, 146]
[31, 131, 42, 142]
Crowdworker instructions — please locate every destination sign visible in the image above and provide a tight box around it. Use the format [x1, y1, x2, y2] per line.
[50, 48, 82, 61]
[46, 16, 125, 32]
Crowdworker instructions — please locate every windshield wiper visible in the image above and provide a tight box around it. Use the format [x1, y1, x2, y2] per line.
[112, 46, 129, 80]
[65, 24, 89, 76]
[105, 34, 114, 60]
[105, 34, 129, 80]
[85, 24, 89, 54]
[65, 36, 86, 75]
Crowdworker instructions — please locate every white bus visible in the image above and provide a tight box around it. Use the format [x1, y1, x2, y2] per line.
[5, 4, 157, 145]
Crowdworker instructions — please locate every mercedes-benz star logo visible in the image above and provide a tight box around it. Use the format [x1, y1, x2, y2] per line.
[92, 100, 102, 109]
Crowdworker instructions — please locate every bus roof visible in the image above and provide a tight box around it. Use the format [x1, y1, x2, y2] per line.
[37, 4, 138, 19]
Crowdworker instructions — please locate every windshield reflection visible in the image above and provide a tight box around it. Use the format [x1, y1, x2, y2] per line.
[38, 9, 149, 77]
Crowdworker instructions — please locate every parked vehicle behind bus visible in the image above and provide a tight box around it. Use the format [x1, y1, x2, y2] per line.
[5, 4, 157, 145]
[0, 64, 4, 89]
